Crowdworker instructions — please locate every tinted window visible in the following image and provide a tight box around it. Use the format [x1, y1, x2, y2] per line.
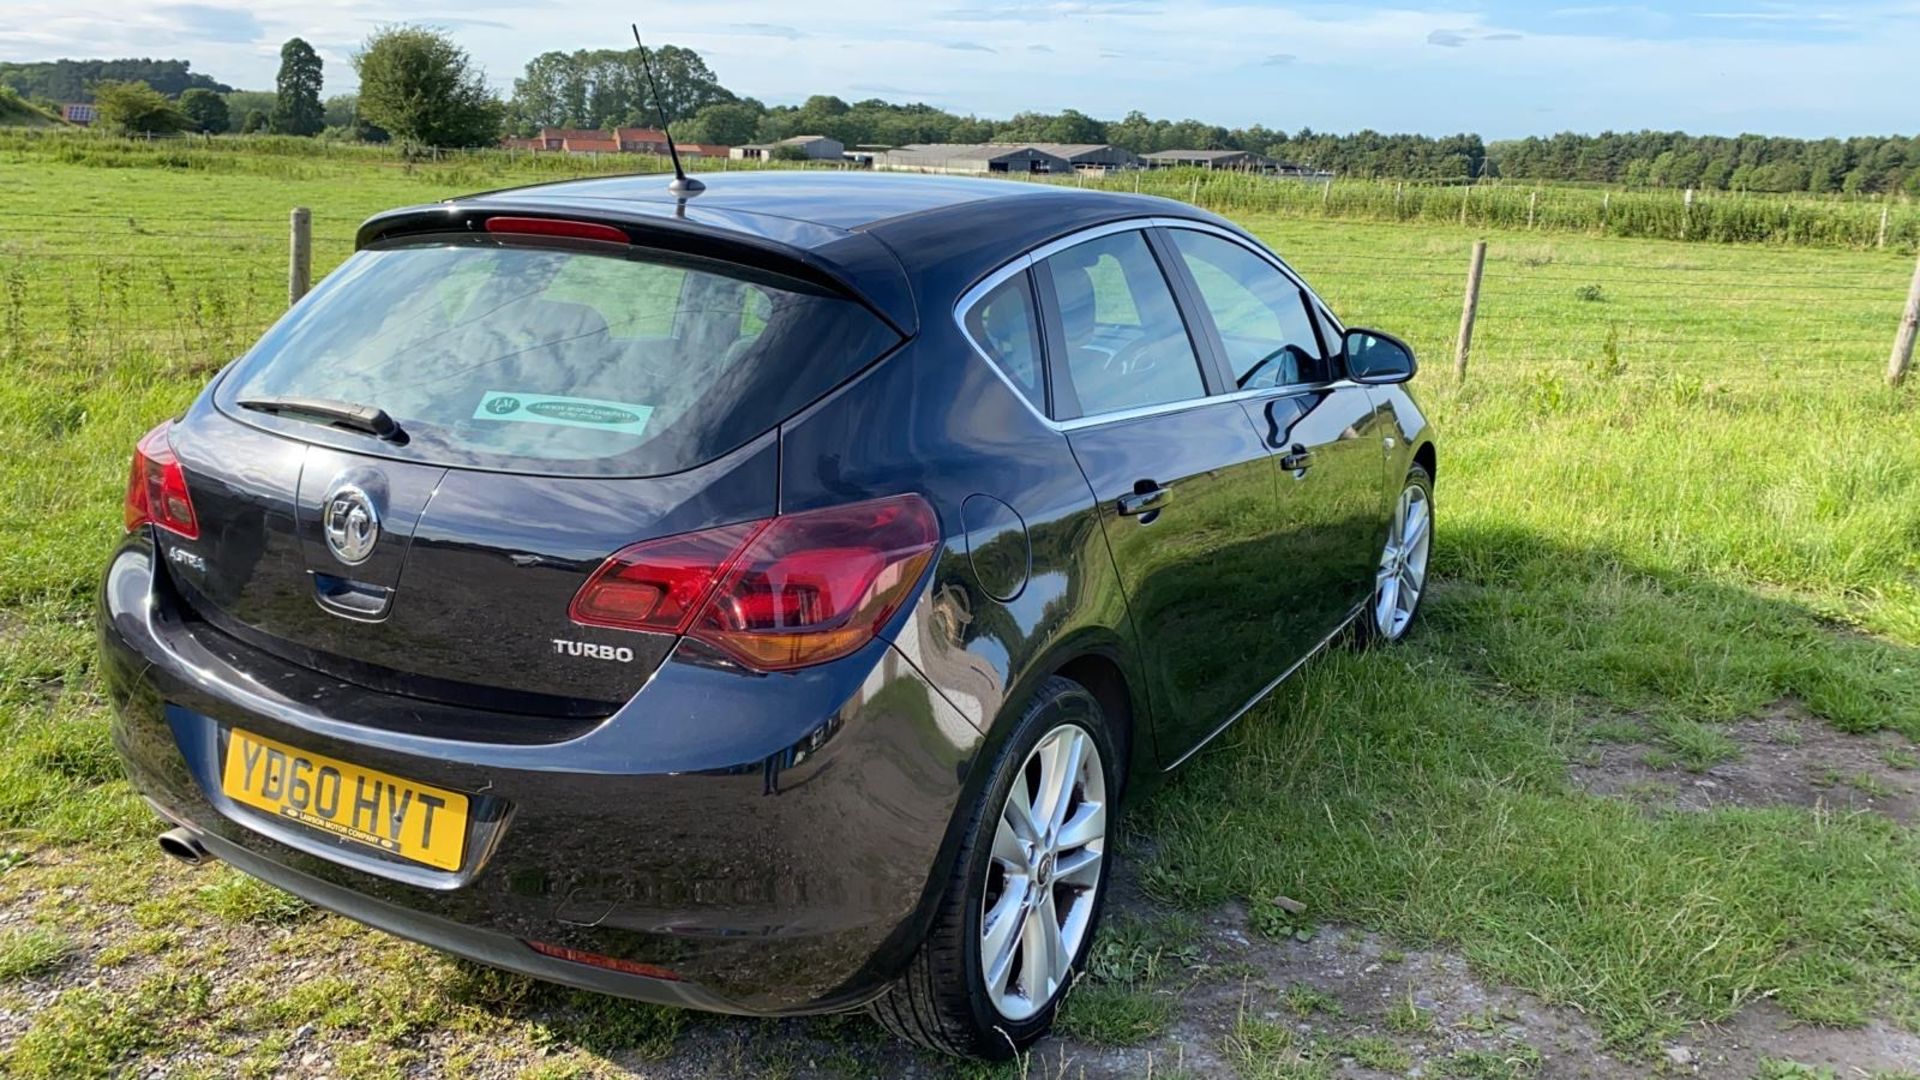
[1041, 230, 1205, 416]
[1170, 230, 1329, 389]
[963, 274, 1045, 411]
[221, 241, 899, 476]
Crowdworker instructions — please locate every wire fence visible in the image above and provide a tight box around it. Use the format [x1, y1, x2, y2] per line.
[1, 202, 1915, 387]
[6, 128, 1918, 252]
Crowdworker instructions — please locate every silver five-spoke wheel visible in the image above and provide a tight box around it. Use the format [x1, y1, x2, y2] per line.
[1374, 476, 1432, 641]
[979, 723, 1107, 1022]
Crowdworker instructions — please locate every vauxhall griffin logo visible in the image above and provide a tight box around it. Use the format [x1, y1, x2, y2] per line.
[323, 486, 380, 565]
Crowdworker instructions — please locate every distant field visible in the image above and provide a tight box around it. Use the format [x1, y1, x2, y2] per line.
[1, 139, 1917, 1078]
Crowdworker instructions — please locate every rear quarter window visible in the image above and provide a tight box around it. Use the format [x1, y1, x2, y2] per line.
[219, 239, 899, 477]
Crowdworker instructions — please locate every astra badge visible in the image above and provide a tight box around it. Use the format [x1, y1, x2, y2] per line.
[323, 485, 380, 565]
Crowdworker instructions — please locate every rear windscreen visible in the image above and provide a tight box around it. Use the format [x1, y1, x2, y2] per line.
[219, 239, 901, 476]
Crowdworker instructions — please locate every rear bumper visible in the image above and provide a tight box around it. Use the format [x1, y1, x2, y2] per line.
[100, 536, 983, 1015]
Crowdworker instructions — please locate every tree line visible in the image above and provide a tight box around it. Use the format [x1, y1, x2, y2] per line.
[0, 59, 228, 102]
[1488, 131, 1920, 195]
[15, 28, 1919, 196]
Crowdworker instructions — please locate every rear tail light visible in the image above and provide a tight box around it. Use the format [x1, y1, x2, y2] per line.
[570, 494, 940, 672]
[124, 420, 199, 540]
[568, 521, 764, 633]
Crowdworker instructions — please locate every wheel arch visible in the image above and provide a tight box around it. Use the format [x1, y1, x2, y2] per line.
[1048, 650, 1142, 796]
[1413, 439, 1436, 481]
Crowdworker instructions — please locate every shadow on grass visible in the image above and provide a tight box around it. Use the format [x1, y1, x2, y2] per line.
[1132, 519, 1919, 1050]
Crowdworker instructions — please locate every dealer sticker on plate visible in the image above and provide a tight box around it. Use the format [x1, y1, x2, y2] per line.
[220, 728, 469, 871]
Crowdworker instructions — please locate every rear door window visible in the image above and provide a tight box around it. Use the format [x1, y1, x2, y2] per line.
[219, 240, 900, 477]
[1037, 230, 1207, 417]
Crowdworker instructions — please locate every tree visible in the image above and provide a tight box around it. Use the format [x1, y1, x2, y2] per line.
[271, 38, 324, 136]
[675, 101, 761, 146]
[322, 93, 388, 143]
[177, 88, 229, 134]
[92, 81, 186, 135]
[354, 26, 503, 148]
[505, 45, 733, 134]
[222, 90, 275, 131]
[241, 109, 269, 134]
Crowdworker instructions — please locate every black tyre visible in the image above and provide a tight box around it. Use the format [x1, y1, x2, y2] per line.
[869, 675, 1118, 1059]
[1357, 463, 1433, 646]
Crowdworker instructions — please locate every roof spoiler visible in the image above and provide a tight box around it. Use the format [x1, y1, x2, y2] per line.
[353, 202, 916, 336]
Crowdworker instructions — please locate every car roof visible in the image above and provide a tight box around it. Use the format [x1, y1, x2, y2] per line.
[456, 170, 1221, 254]
[366, 170, 1240, 337]
[461, 170, 1117, 231]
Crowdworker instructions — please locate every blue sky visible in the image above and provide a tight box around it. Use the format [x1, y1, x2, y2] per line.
[2, 2, 1915, 138]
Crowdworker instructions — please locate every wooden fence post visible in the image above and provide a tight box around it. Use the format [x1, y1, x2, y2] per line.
[1879, 203, 1891, 250]
[1890, 249, 1920, 388]
[1528, 189, 1538, 229]
[1189, 173, 1201, 205]
[288, 207, 311, 307]
[1682, 187, 1695, 240]
[1459, 184, 1470, 226]
[1454, 240, 1487, 381]
[1601, 191, 1610, 234]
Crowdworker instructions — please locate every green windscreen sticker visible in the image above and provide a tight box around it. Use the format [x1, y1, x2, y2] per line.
[472, 391, 654, 435]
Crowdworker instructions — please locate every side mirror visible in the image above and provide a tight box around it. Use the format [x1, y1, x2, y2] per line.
[1343, 328, 1417, 385]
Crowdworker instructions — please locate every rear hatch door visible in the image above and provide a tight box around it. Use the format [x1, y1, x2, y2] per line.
[158, 219, 902, 716]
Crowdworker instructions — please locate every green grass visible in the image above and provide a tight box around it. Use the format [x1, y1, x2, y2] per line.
[196, 868, 310, 926]
[1333, 1034, 1411, 1072]
[1227, 1012, 1333, 1080]
[1053, 982, 1175, 1045]
[0, 136, 1916, 1073]
[0, 926, 73, 980]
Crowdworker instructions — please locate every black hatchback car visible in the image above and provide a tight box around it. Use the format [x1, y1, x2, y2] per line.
[102, 171, 1434, 1058]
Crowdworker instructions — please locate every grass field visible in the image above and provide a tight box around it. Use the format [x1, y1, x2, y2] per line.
[1, 138, 1918, 1078]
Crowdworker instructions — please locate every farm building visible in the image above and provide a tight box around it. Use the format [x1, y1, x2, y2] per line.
[511, 127, 678, 154]
[528, 128, 602, 150]
[1027, 143, 1141, 173]
[876, 143, 1074, 175]
[1140, 150, 1334, 179]
[613, 128, 672, 153]
[731, 135, 845, 161]
[1141, 149, 1277, 171]
[875, 143, 1136, 175]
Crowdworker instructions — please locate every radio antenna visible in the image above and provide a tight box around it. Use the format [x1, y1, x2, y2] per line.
[631, 23, 704, 196]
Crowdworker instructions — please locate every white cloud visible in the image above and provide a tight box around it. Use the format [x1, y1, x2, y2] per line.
[0, 1, 1914, 138]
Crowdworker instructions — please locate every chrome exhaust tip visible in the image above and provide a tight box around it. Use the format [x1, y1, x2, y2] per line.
[158, 826, 211, 866]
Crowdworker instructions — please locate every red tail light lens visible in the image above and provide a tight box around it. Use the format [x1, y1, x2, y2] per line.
[569, 521, 765, 633]
[696, 495, 940, 671]
[124, 421, 199, 540]
[569, 495, 941, 672]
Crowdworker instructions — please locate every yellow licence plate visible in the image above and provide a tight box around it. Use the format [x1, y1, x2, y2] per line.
[220, 728, 469, 871]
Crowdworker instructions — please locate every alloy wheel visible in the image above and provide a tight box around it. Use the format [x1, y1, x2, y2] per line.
[1374, 479, 1432, 640]
[978, 723, 1107, 1022]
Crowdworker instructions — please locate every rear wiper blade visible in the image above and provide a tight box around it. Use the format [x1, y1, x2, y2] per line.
[238, 395, 408, 443]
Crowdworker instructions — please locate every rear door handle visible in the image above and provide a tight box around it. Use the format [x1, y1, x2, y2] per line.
[1280, 445, 1315, 472]
[1117, 483, 1171, 517]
